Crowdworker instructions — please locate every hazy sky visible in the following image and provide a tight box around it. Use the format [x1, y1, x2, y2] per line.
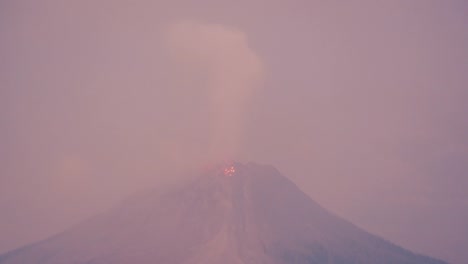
[1, 1, 467, 263]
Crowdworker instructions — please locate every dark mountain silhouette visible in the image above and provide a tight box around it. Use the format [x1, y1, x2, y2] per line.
[0, 162, 447, 264]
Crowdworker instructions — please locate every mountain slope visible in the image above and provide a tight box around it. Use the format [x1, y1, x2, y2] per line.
[0, 162, 447, 264]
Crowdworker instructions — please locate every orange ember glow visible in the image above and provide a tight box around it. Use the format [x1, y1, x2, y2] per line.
[223, 166, 236, 176]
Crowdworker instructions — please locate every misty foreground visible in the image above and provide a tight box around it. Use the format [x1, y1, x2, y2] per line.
[0, 163, 446, 264]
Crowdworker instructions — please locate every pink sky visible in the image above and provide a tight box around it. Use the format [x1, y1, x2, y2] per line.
[1, 1, 467, 263]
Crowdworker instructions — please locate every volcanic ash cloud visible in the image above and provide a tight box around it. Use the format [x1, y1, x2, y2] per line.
[165, 20, 264, 161]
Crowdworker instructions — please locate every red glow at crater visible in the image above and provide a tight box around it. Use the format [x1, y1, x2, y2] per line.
[223, 166, 236, 176]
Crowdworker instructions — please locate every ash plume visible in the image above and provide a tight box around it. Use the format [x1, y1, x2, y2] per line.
[165, 20, 264, 163]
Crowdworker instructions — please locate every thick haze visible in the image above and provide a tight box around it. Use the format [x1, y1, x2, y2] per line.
[1, 1, 467, 263]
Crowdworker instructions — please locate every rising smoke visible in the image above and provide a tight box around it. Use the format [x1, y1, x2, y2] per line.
[165, 20, 264, 163]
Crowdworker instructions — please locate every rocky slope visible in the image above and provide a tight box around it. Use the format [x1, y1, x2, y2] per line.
[0, 162, 447, 264]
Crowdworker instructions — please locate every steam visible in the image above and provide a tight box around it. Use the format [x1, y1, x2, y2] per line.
[165, 20, 264, 162]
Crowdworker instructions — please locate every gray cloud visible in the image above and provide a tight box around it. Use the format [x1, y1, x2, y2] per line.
[165, 20, 263, 162]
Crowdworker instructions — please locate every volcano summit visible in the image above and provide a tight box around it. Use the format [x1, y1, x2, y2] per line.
[0, 162, 446, 264]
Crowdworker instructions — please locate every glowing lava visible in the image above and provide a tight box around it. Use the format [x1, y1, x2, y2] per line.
[223, 166, 236, 176]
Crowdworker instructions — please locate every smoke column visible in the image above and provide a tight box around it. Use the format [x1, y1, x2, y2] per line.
[165, 20, 264, 162]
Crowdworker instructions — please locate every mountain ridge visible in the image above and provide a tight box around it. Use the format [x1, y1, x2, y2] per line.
[0, 162, 447, 264]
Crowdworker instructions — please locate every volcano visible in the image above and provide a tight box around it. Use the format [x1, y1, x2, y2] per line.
[0, 162, 446, 264]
